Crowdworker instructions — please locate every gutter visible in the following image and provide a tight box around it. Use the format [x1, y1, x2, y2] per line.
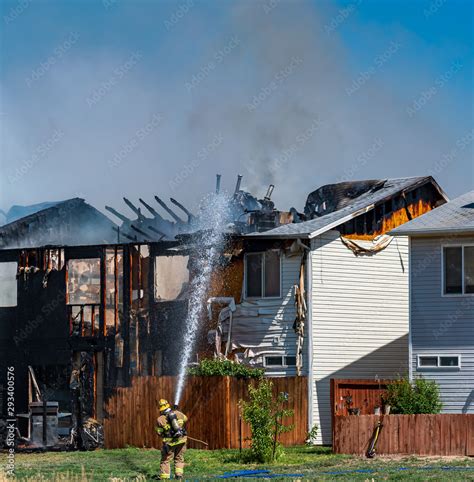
[390, 228, 474, 237]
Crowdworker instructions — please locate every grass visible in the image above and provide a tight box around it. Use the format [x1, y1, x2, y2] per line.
[5, 446, 473, 481]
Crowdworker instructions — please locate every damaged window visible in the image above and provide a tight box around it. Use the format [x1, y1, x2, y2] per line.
[67, 258, 101, 337]
[245, 250, 281, 299]
[105, 248, 124, 336]
[443, 246, 474, 295]
[67, 258, 101, 304]
[155, 255, 189, 301]
[0, 262, 17, 307]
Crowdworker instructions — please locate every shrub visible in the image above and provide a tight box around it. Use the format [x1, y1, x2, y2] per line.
[240, 379, 294, 463]
[187, 358, 264, 378]
[383, 376, 442, 414]
[305, 424, 319, 446]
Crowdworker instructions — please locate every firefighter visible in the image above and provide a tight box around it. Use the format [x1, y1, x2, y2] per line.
[155, 399, 188, 480]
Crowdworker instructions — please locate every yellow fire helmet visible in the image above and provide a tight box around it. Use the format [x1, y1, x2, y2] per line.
[159, 398, 170, 412]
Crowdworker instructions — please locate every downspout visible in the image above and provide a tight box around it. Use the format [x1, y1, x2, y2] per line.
[306, 245, 314, 434]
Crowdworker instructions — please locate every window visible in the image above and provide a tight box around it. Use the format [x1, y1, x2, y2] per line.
[264, 355, 296, 367]
[418, 355, 460, 369]
[155, 255, 189, 301]
[0, 262, 17, 307]
[67, 258, 101, 337]
[443, 246, 474, 295]
[105, 248, 124, 336]
[245, 251, 281, 298]
[67, 258, 101, 304]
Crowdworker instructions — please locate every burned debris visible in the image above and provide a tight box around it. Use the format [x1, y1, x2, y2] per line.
[107, 175, 298, 242]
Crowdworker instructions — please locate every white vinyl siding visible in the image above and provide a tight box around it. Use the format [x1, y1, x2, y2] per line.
[310, 231, 409, 444]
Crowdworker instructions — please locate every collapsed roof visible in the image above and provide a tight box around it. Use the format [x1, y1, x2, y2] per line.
[0, 175, 449, 249]
[248, 176, 448, 238]
[0, 198, 117, 249]
[106, 175, 299, 242]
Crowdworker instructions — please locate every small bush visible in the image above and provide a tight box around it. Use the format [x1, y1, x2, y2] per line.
[240, 379, 294, 463]
[305, 424, 319, 446]
[383, 376, 442, 414]
[188, 358, 264, 378]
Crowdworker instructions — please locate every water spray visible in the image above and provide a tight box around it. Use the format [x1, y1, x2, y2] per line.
[174, 192, 230, 406]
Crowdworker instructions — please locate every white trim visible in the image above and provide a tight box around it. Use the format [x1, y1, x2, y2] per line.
[306, 248, 314, 433]
[441, 244, 474, 297]
[244, 250, 282, 300]
[417, 354, 461, 369]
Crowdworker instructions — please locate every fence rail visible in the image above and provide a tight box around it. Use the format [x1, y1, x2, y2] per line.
[333, 414, 474, 456]
[103, 376, 308, 450]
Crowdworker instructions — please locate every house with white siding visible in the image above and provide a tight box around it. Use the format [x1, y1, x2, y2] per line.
[218, 176, 448, 444]
[390, 191, 474, 415]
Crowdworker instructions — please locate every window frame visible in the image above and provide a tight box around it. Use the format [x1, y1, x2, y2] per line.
[244, 250, 282, 300]
[264, 354, 297, 368]
[417, 354, 461, 369]
[0, 261, 18, 308]
[441, 244, 474, 297]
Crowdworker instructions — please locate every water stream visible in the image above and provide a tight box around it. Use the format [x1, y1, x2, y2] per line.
[174, 192, 231, 406]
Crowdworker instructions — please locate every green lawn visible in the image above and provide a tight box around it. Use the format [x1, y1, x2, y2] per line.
[8, 446, 474, 481]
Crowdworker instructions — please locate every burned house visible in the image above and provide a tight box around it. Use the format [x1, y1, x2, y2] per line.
[0, 175, 448, 448]
[0, 176, 295, 448]
[209, 176, 447, 444]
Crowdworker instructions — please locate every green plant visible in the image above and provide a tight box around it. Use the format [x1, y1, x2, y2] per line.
[305, 424, 319, 446]
[383, 376, 442, 414]
[240, 379, 294, 463]
[187, 358, 264, 378]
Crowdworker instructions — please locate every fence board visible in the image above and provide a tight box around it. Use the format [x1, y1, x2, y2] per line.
[333, 414, 474, 456]
[103, 376, 307, 449]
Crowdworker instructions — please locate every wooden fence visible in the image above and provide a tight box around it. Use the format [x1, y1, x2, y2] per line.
[333, 414, 474, 456]
[103, 376, 308, 450]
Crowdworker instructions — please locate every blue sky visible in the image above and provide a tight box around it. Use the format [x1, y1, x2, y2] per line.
[1, 0, 472, 215]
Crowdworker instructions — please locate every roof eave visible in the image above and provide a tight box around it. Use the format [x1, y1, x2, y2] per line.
[390, 228, 474, 237]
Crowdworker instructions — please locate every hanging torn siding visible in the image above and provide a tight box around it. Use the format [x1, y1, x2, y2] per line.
[213, 247, 308, 377]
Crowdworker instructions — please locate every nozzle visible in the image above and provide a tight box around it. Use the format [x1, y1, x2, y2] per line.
[216, 174, 221, 194]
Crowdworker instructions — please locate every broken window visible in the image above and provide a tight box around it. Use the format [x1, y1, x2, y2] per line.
[105, 248, 124, 336]
[67, 258, 101, 336]
[44, 249, 65, 271]
[67, 258, 101, 304]
[70, 305, 100, 336]
[154, 255, 189, 301]
[245, 251, 281, 299]
[131, 245, 150, 306]
[0, 262, 17, 307]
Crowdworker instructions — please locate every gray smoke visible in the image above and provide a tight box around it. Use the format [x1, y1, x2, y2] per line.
[1, 0, 471, 219]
